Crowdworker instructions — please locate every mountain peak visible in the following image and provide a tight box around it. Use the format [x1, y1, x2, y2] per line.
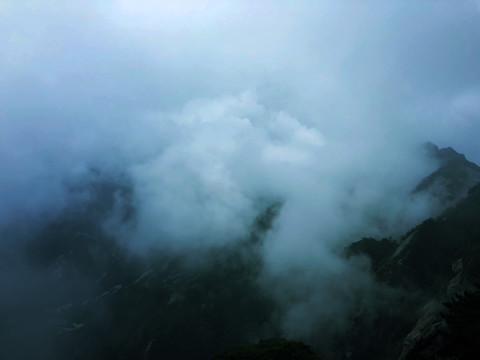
[437, 146, 467, 163]
[421, 141, 440, 156]
[413, 143, 480, 204]
[421, 142, 466, 163]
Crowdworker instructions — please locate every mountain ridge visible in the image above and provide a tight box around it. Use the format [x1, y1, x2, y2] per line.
[345, 146, 480, 360]
[2, 143, 480, 359]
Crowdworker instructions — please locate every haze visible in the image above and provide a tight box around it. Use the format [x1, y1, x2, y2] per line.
[2, 0, 480, 348]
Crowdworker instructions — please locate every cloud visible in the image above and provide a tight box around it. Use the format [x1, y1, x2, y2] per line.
[109, 92, 327, 251]
[2, 0, 480, 347]
[450, 89, 480, 123]
[93, 91, 437, 343]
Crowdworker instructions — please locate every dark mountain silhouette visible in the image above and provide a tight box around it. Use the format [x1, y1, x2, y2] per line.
[413, 142, 480, 205]
[345, 146, 480, 360]
[1, 176, 281, 360]
[212, 338, 322, 360]
[2, 144, 480, 360]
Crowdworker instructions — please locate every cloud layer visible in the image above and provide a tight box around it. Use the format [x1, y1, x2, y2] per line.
[3, 0, 480, 344]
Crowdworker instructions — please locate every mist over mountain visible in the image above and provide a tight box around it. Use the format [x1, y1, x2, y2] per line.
[413, 142, 480, 207]
[2, 2, 480, 359]
[345, 146, 480, 360]
[2, 144, 479, 360]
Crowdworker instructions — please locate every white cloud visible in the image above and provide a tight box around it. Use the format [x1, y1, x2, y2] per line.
[3, 0, 480, 342]
[450, 89, 480, 123]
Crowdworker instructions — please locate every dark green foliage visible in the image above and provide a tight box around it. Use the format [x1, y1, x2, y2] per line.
[441, 288, 480, 359]
[345, 237, 397, 272]
[403, 287, 480, 360]
[212, 338, 322, 360]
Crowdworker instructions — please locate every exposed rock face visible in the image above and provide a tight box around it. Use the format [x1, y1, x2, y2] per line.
[374, 182, 480, 293]
[345, 147, 480, 360]
[399, 287, 480, 360]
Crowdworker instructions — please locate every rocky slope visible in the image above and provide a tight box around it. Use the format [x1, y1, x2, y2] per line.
[0, 179, 280, 360]
[345, 146, 480, 360]
[2, 144, 480, 360]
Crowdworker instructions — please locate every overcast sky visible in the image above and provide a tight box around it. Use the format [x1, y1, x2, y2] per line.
[2, 0, 480, 237]
[2, 0, 480, 239]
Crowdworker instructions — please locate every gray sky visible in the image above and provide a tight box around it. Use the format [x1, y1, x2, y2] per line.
[2, 1, 480, 246]
[2, 0, 480, 226]
[2, 0, 480, 246]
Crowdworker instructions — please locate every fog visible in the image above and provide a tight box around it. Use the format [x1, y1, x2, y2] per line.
[2, 0, 480, 354]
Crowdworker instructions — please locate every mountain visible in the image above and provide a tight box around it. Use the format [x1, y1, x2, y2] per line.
[413, 142, 480, 206]
[345, 146, 480, 360]
[2, 143, 480, 360]
[0, 178, 280, 360]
